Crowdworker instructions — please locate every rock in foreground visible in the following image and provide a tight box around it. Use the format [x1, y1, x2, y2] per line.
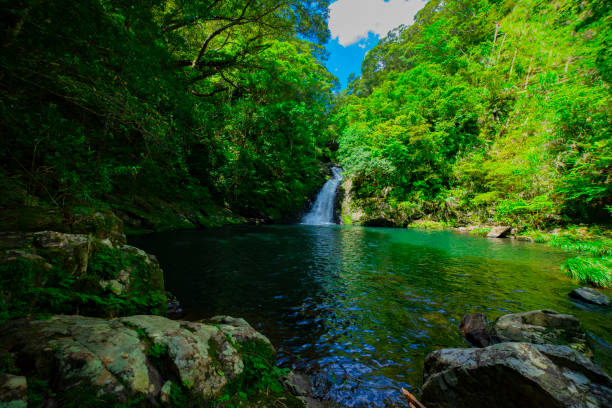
[422, 342, 612, 408]
[0, 314, 302, 406]
[569, 287, 611, 306]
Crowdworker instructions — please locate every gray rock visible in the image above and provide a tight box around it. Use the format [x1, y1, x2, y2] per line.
[516, 236, 534, 242]
[0, 374, 27, 408]
[570, 287, 610, 306]
[281, 372, 313, 397]
[460, 313, 495, 347]
[0, 314, 273, 403]
[33, 230, 91, 274]
[422, 342, 612, 408]
[493, 309, 589, 355]
[487, 226, 511, 238]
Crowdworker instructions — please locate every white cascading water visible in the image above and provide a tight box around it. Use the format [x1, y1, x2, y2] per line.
[301, 167, 343, 225]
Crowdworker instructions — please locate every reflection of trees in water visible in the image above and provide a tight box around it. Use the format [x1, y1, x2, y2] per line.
[130, 226, 612, 407]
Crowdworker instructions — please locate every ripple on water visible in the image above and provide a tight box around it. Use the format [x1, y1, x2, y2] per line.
[130, 225, 612, 408]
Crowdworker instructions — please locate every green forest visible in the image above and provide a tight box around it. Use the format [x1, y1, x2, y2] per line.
[332, 0, 611, 286]
[0, 0, 611, 406]
[1, 0, 610, 231]
[1, 0, 336, 229]
[335, 0, 610, 229]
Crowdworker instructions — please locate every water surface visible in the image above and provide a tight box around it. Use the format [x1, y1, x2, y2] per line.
[130, 225, 611, 407]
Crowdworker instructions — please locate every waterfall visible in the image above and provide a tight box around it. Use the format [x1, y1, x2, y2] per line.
[302, 167, 343, 225]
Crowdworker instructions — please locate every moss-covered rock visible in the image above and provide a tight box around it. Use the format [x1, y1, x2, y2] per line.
[0, 231, 166, 321]
[0, 315, 305, 407]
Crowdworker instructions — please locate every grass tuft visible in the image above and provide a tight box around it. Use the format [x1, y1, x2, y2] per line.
[562, 256, 612, 288]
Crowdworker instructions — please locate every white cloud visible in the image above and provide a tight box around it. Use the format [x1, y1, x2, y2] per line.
[329, 0, 427, 46]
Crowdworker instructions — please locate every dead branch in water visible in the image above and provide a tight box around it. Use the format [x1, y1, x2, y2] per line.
[401, 388, 428, 408]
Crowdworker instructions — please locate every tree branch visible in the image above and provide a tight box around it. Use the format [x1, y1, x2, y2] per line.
[191, 0, 254, 68]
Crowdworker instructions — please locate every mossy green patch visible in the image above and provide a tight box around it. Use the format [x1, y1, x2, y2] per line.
[215, 339, 303, 407]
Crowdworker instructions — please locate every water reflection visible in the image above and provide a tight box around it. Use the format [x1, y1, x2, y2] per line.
[130, 225, 611, 408]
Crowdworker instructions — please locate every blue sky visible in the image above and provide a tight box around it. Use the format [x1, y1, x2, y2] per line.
[323, 0, 428, 89]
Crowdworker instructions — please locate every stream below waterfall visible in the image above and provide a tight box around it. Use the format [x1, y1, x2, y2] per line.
[130, 225, 612, 407]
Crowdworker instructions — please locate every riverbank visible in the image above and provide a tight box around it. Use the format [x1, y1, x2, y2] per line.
[0, 207, 322, 407]
[339, 178, 612, 288]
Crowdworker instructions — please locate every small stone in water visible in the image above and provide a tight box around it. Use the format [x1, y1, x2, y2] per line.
[569, 287, 610, 306]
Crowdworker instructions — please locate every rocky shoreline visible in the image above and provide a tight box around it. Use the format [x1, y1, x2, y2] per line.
[422, 309, 612, 408]
[1, 210, 610, 407]
[0, 211, 322, 407]
[0, 315, 317, 407]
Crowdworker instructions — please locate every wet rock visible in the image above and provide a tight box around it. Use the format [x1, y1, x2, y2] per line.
[339, 179, 363, 225]
[460, 313, 494, 347]
[0, 315, 273, 403]
[280, 372, 330, 408]
[422, 342, 612, 408]
[282, 372, 313, 397]
[167, 292, 183, 316]
[487, 226, 511, 238]
[569, 287, 610, 306]
[516, 236, 534, 242]
[0, 374, 27, 408]
[493, 310, 589, 354]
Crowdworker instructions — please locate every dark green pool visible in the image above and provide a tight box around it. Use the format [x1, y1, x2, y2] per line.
[130, 225, 611, 407]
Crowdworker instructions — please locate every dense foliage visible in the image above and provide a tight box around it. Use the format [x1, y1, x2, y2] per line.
[1, 0, 336, 224]
[334, 0, 611, 229]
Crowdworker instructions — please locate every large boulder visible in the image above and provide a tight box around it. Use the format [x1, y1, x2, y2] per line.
[569, 287, 610, 306]
[422, 342, 612, 408]
[493, 309, 589, 354]
[0, 231, 166, 319]
[0, 315, 274, 405]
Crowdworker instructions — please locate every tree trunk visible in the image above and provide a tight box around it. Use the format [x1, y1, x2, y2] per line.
[509, 48, 518, 75]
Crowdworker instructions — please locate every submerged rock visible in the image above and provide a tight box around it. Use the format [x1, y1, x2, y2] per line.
[493, 309, 589, 354]
[460, 313, 495, 347]
[487, 226, 511, 238]
[569, 287, 610, 306]
[0, 315, 275, 405]
[421, 342, 612, 408]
